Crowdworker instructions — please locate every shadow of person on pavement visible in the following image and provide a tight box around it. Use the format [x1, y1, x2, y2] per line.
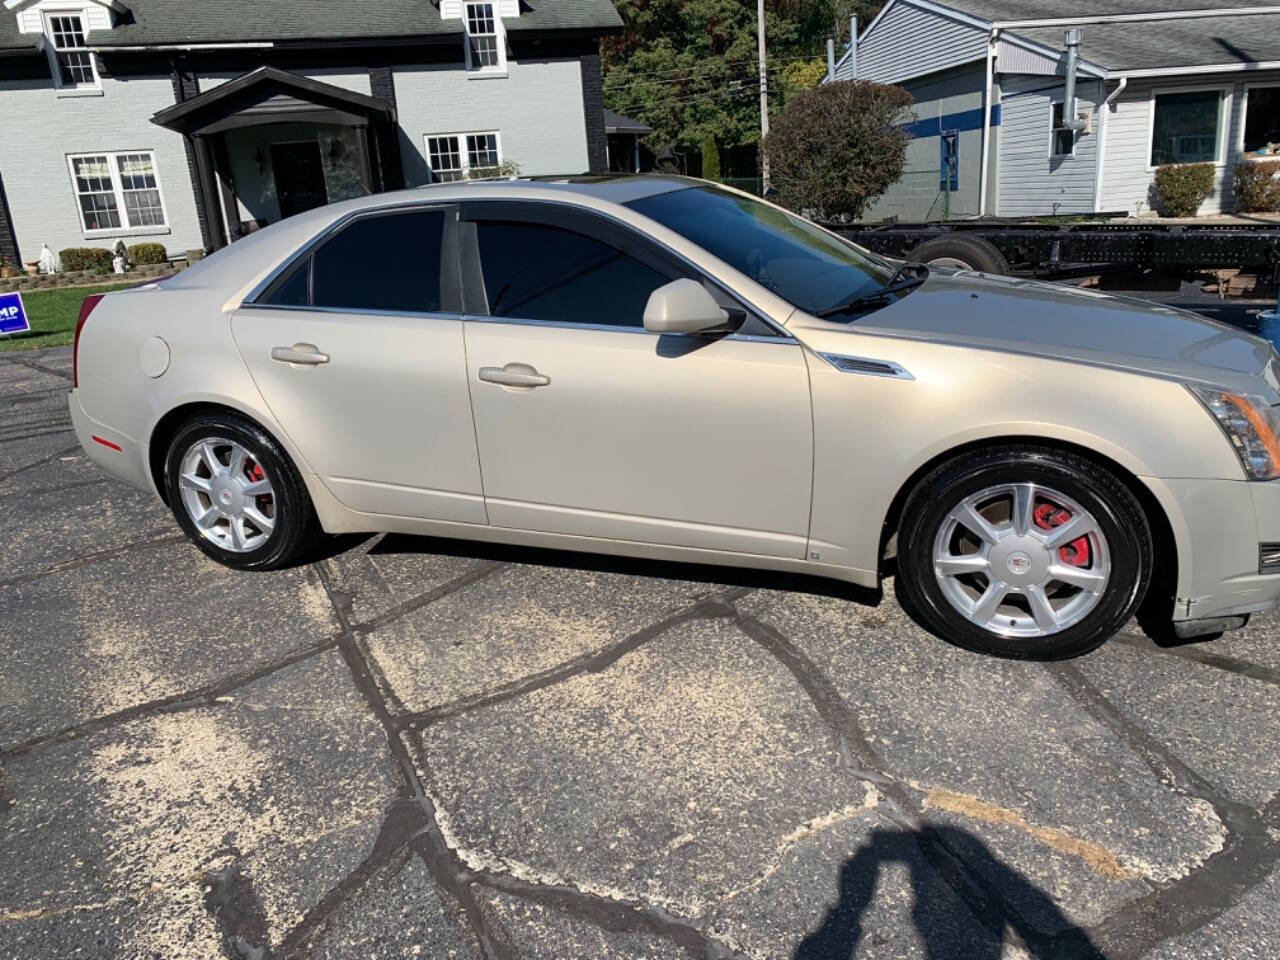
[795, 825, 1105, 960]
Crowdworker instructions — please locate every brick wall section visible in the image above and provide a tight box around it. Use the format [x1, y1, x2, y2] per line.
[171, 62, 212, 253]
[0, 171, 18, 266]
[579, 48, 608, 174]
[368, 66, 405, 190]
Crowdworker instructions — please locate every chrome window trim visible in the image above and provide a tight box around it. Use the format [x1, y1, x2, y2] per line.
[818, 352, 914, 379]
[238, 303, 466, 322]
[462, 313, 797, 343]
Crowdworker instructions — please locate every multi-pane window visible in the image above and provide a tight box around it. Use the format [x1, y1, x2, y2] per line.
[71, 156, 120, 230]
[465, 2, 502, 71]
[424, 132, 503, 182]
[117, 153, 165, 226]
[1050, 103, 1076, 157]
[68, 151, 168, 233]
[47, 14, 96, 88]
[467, 133, 500, 172]
[426, 135, 465, 182]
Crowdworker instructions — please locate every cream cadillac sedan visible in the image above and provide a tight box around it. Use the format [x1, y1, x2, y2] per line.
[69, 176, 1280, 659]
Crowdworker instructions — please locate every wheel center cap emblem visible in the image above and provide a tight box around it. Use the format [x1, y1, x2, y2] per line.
[1006, 551, 1033, 575]
[219, 489, 234, 506]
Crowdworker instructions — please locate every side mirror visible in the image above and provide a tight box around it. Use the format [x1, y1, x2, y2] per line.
[643, 279, 733, 335]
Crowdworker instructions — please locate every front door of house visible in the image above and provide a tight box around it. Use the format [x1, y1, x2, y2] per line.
[272, 141, 328, 219]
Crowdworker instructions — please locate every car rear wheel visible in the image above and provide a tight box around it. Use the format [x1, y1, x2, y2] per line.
[164, 412, 319, 571]
[897, 446, 1151, 659]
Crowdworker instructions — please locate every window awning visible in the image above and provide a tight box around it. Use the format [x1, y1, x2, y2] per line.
[152, 66, 395, 136]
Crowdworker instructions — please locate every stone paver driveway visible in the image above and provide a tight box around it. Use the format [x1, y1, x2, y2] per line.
[2, 346, 1279, 959]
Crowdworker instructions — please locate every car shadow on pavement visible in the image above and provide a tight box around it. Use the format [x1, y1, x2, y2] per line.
[795, 824, 1105, 960]
[366, 532, 884, 604]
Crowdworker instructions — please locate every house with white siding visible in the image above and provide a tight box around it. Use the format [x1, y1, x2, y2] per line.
[0, 0, 622, 267]
[835, 0, 1280, 221]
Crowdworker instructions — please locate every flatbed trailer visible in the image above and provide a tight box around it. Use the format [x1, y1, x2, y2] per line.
[823, 218, 1280, 282]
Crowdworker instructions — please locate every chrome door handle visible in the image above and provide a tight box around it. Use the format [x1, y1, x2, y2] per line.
[270, 343, 329, 365]
[478, 363, 550, 388]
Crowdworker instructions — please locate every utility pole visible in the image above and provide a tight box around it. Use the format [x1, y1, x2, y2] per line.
[757, 0, 770, 190]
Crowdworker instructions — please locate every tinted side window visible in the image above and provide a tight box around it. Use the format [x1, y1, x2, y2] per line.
[475, 221, 669, 328]
[260, 257, 310, 306]
[311, 209, 445, 313]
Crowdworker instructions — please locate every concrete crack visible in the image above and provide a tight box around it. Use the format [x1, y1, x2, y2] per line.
[1, 635, 341, 759]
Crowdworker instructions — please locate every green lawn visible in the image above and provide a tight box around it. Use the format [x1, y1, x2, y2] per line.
[0, 282, 136, 352]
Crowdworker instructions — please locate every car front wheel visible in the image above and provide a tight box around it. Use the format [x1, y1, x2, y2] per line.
[164, 412, 319, 571]
[897, 446, 1152, 659]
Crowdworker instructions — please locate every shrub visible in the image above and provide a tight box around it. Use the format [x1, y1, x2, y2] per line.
[127, 242, 168, 265]
[58, 247, 114, 273]
[764, 80, 914, 220]
[1234, 160, 1280, 213]
[1152, 163, 1215, 217]
[465, 159, 520, 180]
[700, 134, 721, 181]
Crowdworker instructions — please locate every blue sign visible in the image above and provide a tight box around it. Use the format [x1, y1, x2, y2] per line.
[0, 292, 28, 335]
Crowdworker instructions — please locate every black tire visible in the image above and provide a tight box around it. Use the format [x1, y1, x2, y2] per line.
[896, 445, 1152, 660]
[163, 412, 320, 571]
[907, 234, 1011, 275]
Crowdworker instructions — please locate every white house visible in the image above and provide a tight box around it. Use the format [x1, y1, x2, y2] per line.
[0, 0, 622, 266]
[837, 0, 1280, 220]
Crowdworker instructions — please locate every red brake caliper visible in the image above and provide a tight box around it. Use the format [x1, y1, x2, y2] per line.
[1033, 502, 1089, 566]
[245, 460, 270, 502]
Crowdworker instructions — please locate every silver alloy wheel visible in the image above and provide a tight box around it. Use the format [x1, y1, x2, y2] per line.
[178, 436, 277, 553]
[931, 483, 1110, 638]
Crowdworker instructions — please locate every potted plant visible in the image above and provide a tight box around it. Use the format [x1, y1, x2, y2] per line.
[0, 257, 17, 279]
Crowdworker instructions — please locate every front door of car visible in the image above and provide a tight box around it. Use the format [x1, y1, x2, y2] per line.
[231, 204, 487, 524]
[459, 203, 813, 558]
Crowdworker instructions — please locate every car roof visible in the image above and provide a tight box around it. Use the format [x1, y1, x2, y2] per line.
[160, 175, 704, 297]
[420, 173, 699, 204]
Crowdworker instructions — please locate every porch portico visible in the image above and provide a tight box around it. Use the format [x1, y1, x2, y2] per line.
[152, 67, 402, 249]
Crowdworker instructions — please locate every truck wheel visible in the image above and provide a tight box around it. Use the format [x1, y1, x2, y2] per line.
[907, 235, 1011, 275]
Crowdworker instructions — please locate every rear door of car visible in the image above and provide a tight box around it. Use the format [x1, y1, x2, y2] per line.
[231, 203, 487, 524]
[458, 199, 813, 558]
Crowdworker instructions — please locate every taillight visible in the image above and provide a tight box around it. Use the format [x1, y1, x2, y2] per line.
[73, 294, 105, 388]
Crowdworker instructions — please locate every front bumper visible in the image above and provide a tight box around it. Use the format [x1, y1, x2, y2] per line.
[68, 390, 152, 493]
[1149, 475, 1280, 624]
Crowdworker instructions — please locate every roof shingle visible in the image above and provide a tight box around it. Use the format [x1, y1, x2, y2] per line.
[0, 0, 621, 52]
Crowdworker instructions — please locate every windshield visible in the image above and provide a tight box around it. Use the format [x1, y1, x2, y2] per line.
[626, 185, 895, 315]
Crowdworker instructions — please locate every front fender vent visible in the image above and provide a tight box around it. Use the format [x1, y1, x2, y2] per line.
[818, 352, 914, 380]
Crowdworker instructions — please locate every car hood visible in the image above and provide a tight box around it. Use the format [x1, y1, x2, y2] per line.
[851, 270, 1278, 393]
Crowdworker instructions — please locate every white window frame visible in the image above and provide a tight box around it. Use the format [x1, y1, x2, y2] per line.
[66, 150, 171, 238]
[463, 1, 507, 76]
[42, 9, 101, 95]
[423, 131, 504, 182]
[1048, 100, 1077, 159]
[1239, 82, 1280, 160]
[1146, 84, 1232, 171]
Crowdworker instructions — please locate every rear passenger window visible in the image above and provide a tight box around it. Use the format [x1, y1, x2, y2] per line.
[261, 257, 310, 306]
[475, 221, 670, 328]
[261, 208, 445, 313]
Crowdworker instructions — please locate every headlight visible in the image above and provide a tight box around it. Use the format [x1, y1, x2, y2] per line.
[1188, 385, 1280, 480]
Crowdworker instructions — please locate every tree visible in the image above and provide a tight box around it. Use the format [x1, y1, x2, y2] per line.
[764, 80, 913, 219]
[602, 0, 810, 154]
[701, 134, 722, 179]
